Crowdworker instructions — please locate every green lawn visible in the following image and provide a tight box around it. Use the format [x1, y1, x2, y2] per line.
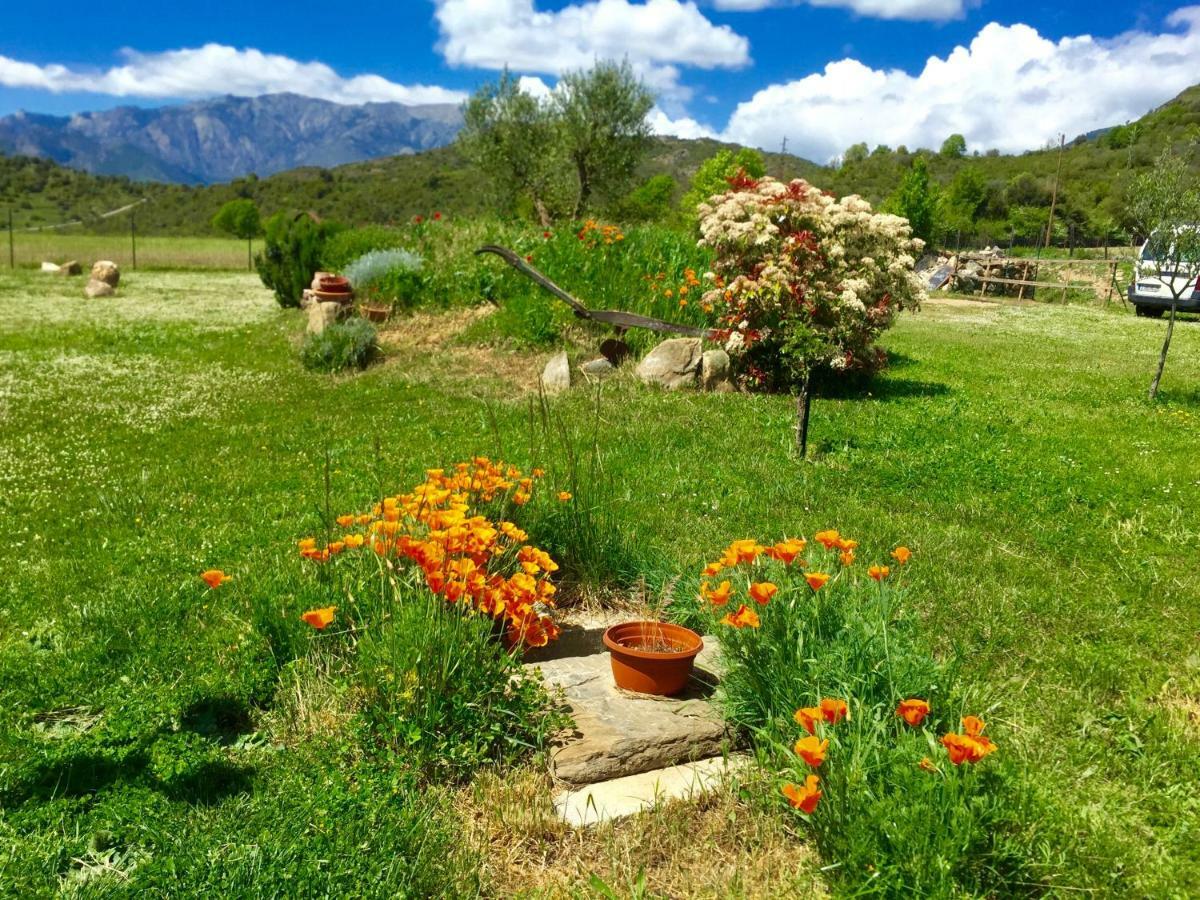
[1, 270, 1198, 895]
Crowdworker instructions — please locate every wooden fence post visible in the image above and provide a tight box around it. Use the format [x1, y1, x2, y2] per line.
[130, 209, 137, 270]
[7, 208, 13, 269]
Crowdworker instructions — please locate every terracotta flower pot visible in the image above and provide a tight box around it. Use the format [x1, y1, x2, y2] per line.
[603, 621, 703, 696]
[317, 276, 351, 294]
[312, 289, 354, 304]
[360, 303, 389, 323]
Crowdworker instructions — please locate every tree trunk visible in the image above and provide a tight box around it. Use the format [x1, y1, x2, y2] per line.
[796, 378, 813, 459]
[247, 237, 253, 271]
[573, 157, 590, 219]
[533, 197, 552, 229]
[1148, 301, 1179, 400]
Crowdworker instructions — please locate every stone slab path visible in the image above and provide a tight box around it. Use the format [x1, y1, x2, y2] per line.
[523, 612, 741, 825]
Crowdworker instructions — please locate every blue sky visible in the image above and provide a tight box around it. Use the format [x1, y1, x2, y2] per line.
[2, 1, 1198, 162]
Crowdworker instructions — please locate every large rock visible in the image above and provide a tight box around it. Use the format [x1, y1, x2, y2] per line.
[306, 301, 344, 335]
[90, 260, 120, 287]
[526, 645, 730, 785]
[57, 260, 82, 276]
[40, 261, 61, 273]
[541, 351, 571, 393]
[84, 279, 114, 298]
[700, 349, 731, 391]
[579, 358, 615, 380]
[636, 338, 702, 390]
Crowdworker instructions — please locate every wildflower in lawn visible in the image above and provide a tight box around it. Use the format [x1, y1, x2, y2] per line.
[557, 491, 572, 502]
[301, 606, 336, 630]
[765, 537, 807, 564]
[200, 569, 232, 589]
[329, 541, 346, 554]
[794, 735, 829, 767]
[919, 756, 939, 773]
[542, 231, 552, 239]
[749, 581, 778, 605]
[941, 717, 997, 765]
[838, 549, 855, 566]
[413, 215, 424, 224]
[897, 698, 931, 726]
[781, 775, 822, 814]
[794, 706, 823, 735]
[836, 538, 858, 552]
[298, 537, 316, 552]
[814, 529, 840, 550]
[701, 561, 724, 577]
[513, 491, 531, 505]
[344, 533, 364, 548]
[336, 514, 355, 527]
[433, 211, 442, 220]
[805, 572, 831, 591]
[868, 564, 889, 581]
[720, 604, 760, 628]
[892, 546, 912, 565]
[820, 698, 849, 724]
[701, 580, 733, 606]
[721, 539, 764, 567]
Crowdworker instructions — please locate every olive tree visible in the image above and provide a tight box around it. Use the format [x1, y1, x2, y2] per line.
[212, 198, 261, 270]
[1130, 150, 1200, 400]
[553, 60, 654, 217]
[457, 71, 565, 226]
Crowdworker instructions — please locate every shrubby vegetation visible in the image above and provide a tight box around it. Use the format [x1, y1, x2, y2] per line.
[255, 212, 343, 307]
[299, 318, 376, 372]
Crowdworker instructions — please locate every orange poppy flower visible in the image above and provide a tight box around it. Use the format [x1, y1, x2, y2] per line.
[794, 706, 823, 735]
[720, 604, 760, 629]
[835, 538, 858, 552]
[748, 581, 778, 605]
[805, 572, 831, 592]
[793, 735, 829, 767]
[962, 715, 985, 737]
[701, 580, 733, 606]
[868, 565, 889, 581]
[781, 775, 822, 814]
[335, 515, 355, 528]
[838, 550, 855, 566]
[897, 698, 930, 727]
[701, 561, 724, 577]
[819, 698, 849, 724]
[940, 717, 997, 765]
[919, 756, 939, 773]
[328, 541, 346, 555]
[557, 491, 572, 502]
[200, 569, 232, 589]
[813, 529, 840, 550]
[891, 546, 912, 565]
[297, 538, 317, 552]
[765, 538, 807, 565]
[343, 533, 365, 548]
[301, 606, 336, 630]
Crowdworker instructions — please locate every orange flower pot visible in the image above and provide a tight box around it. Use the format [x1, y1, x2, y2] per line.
[603, 621, 703, 696]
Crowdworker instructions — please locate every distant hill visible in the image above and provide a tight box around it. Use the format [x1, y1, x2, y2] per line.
[2, 85, 1198, 245]
[0, 93, 463, 184]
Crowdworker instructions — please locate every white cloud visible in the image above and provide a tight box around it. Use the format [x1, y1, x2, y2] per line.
[648, 107, 719, 138]
[722, 7, 1200, 162]
[0, 44, 465, 106]
[711, 0, 967, 21]
[517, 75, 554, 99]
[432, 0, 750, 99]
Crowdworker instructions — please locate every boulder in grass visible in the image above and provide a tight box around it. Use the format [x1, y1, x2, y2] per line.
[41, 261, 61, 273]
[635, 338, 702, 390]
[90, 260, 120, 287]
[85, 279, 115, 298]
[57, 260, 83, 276]
[541, 351, 571, 393]
[579, 358, 615, 380]
[700, 349, 731, 391]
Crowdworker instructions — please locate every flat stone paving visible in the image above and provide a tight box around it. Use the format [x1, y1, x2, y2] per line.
[527, 646, 730, 785]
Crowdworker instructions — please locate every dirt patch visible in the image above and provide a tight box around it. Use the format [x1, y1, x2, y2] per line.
[459, 767, 826, 898]
[376, 306, 542, 393]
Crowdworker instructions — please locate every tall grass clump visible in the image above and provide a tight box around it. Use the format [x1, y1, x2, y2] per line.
[685, 534, 1037, 895]
[299, 318, 377, 373]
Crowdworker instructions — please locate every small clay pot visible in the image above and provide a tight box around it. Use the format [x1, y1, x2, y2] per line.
[318, 276, 351, 294]
[603, 621, 703, 696]
[313, 289, 354, 304]
[311, 271, 335, 291]
[360, 303, 389, 323]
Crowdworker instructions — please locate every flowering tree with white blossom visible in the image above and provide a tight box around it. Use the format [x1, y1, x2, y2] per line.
[698, 174, 926, 393]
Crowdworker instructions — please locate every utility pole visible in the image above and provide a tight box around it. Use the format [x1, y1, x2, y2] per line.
[1042, 133, 1065, 257]
[780, 136, 788, 156]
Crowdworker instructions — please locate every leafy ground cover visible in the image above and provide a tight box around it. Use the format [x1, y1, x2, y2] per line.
[1, 269, 1199, 895]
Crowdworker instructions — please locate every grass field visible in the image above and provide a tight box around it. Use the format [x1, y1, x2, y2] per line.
[1, 269, 1198, 895]
[5, 233, 253, 270]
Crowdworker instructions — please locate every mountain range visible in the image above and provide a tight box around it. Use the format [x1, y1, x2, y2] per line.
[0, 93, 463, 184]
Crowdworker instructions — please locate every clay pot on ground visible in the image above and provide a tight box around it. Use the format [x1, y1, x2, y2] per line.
[317, 276, 351, 294]
[359, 302, 389, 323]
[602, 621, 703, 696]
[312, 289, 354, 304]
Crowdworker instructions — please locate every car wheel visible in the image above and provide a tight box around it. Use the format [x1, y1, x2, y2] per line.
[1135, 306, 1164, 318]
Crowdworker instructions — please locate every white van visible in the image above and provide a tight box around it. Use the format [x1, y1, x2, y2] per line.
[1129, 227, 1200, 317]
